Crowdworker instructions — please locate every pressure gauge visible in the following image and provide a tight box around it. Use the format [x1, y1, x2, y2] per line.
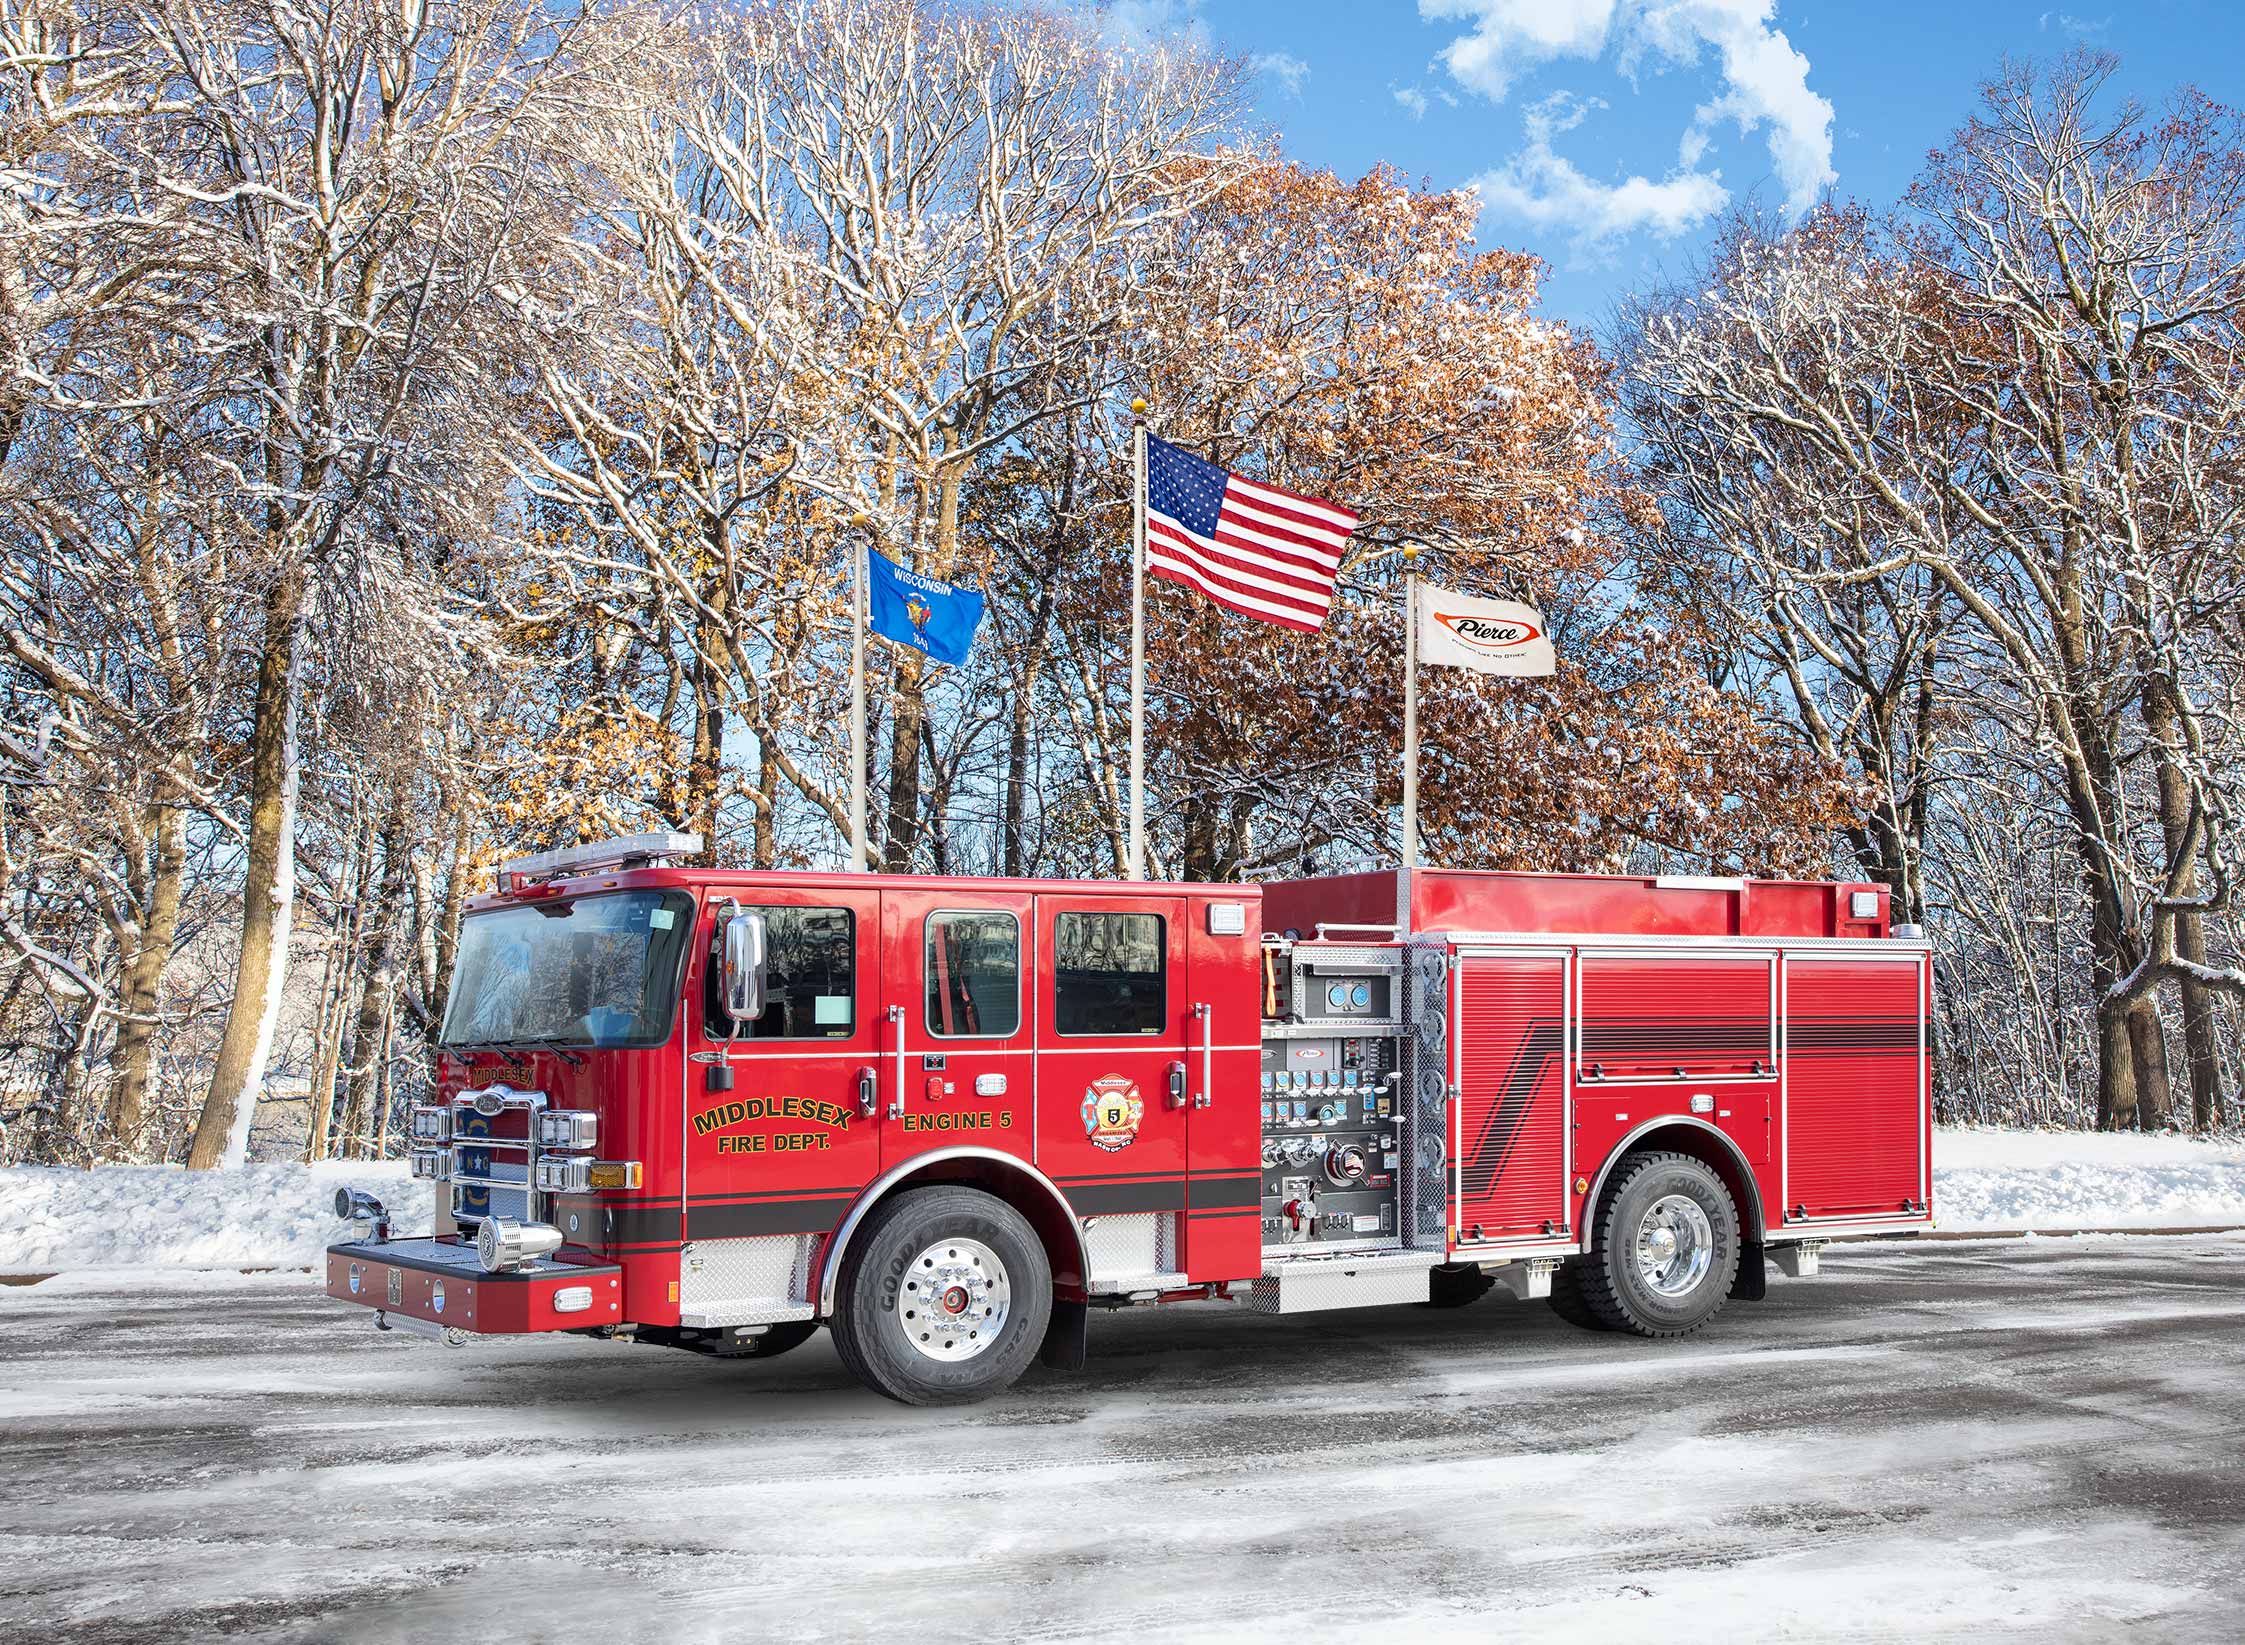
[1326, 982, 1349, 1009]
[1350, 983, 1372, 1009]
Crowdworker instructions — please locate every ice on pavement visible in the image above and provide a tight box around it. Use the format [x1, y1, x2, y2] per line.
[4, 1128, 2244, 1273]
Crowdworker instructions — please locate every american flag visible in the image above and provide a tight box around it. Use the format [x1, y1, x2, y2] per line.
[1143, 434, 1357, 633]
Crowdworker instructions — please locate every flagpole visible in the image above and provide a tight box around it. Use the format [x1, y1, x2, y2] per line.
[848, 511, 869, 872]
[1401, 543, 1421, 870]
[1127, 398, 1148, 881]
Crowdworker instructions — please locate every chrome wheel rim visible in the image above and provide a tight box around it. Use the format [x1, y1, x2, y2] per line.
[1634, 1194, 1715, 1298]
[896, 1237, 1011, 1362]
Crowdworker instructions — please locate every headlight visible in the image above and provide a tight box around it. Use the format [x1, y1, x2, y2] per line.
[475, 1217, 563, 1273]
[409, 1106, 452, 1142]
[535, 1110, 598, 1151]
[409, 1148, 448, 1181]
[534, 1156, 590, 1194]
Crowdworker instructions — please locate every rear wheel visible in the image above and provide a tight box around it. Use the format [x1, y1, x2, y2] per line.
[1420, 1263, 1495, 1309]
[1576, 1151, 1740, 1338]
[830, 1186, 1052, 1406]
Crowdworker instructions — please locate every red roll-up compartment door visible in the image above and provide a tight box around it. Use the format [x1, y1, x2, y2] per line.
[1454, 954, 1569, 1241]
[1783, 957, 1926, 1219]
[1576, 954, 1774, 1079]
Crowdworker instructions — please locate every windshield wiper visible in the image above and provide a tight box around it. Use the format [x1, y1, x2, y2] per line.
[492, 1037, 588, 1066]
[441, 1041, 526, 1067]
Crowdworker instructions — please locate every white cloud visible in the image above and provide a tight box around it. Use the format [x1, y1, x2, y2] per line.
[1252, 51, 1310, 98]
[1465, 90, 1727, 247]
[2039, 10, 2110, 37]
[1424, 0, 1834, 228]
[1394, 83, 1431, 120]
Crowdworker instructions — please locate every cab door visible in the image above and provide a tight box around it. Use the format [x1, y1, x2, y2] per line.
[687, 888, 882, 1244]
[1035, 894, 1192, 1248]
[880, 888, 1034, 1170]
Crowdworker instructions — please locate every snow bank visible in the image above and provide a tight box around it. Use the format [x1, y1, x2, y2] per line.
[1933, 1126, 2245, 1232]
[0, 1161, 420, 1272]
[5, 1129, 2245, 1274]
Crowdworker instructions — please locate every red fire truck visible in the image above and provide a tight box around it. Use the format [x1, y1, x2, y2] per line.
[327, 831, 1932, 1405]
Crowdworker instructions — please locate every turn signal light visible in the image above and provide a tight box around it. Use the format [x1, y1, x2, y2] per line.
[534, 1157, 642, 1193]
[409, 1148, 448, 1181]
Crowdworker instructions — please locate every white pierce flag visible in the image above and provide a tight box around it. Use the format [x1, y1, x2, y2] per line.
[1414, 582, 1556, 677]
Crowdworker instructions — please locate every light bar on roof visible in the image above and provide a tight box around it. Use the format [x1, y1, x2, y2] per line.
[497, 830, 703, 887]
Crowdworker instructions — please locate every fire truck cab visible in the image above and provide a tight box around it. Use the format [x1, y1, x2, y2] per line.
[327, 832, 1932, 1405]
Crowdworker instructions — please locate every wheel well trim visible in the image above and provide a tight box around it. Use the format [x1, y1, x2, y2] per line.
[1583, 1117, 1767, 1240]
[815, 1147, 1087, 1318]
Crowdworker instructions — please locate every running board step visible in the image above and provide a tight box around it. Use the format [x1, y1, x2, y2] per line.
[1241, 1251, 1442, 1315]
[678, 1299, 815, 1328]
[1085, 1271, 1187, 1297]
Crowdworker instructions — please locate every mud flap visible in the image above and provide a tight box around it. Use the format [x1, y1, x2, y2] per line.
[1729, 1242, 1768, 1302]
[1039, 1297, 1088, 1371]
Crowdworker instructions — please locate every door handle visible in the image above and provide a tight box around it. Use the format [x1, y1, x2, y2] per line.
[1193, 1002, 1212, 1109]
[856, 1066, 878, 1119]
[886, 1005, 906, 1119]
[1166, 1060, 1188, 1110]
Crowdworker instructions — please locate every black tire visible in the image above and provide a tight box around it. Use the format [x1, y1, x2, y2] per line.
[732, 1319, 819, 1359]
[830, 1186, 1052, 1407]
[1420, 1263, 1495, 1309]
[1544, 1258, 1613, 1332]
[1577, 1151, 1740, 1338]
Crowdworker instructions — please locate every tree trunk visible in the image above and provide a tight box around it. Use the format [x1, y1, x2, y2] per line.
[306, 803, 375, 1162]
[687, 553, 730, 860]
[2125, 998, 2174, 1131]
[188, 570, 308, 1170]
[342, 794, 410, 1158]
[107, 800, 186, 1153]
[2143, 672, 2227, 1129]
[432, 802, 471, 1031]
[2094, 991, 2137, 1131]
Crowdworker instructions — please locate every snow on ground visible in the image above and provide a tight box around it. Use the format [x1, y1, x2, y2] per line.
[5, 1128, 2245, 1274]
[0, 1160, 418, 1272]
[1935, 1126, 2245, 1232]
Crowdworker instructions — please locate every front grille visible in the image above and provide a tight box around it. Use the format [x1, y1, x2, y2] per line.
[433, 1086, 549, 1228]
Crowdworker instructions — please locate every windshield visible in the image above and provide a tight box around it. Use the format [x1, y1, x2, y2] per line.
[440, 890, 695, 1049]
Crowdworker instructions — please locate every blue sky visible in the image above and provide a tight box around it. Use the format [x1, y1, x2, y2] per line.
[1114, 1, 2245, 333]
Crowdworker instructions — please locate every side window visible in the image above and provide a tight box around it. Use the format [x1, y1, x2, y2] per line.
[925, 911, 1020, 1038]
[710, 905, 855, 1040]
[1053, 911, 1166, 1036]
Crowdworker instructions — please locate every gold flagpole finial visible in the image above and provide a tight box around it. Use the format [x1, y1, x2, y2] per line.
[1130, 398, 1148, 417]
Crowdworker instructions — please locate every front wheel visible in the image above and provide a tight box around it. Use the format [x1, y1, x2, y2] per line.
[1576, 1151, 1740, 1338]
[830, 1186, 1052, 1406]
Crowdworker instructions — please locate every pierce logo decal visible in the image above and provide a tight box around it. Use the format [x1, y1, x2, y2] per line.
[1082, 1074, 1144, 1153]
[1435, 612, 1543, 652]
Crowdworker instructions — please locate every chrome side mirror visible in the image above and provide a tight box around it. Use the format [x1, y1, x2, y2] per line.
[720, 910, 767, 1023]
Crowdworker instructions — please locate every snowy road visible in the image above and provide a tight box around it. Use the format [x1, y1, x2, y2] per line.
[4, 1237, 2243, 1644]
